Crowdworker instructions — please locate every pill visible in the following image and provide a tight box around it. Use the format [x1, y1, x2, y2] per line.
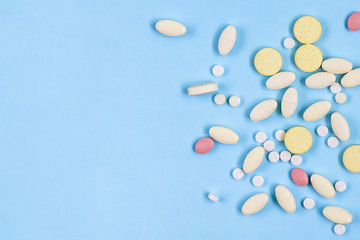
[281, 87, 298, 118]
[187, 82, 218, 96]
[291, 168, 308, 186]
[208, 193, 219, 202]
[310, 173, 336, 199]
[242, 146, 265, 174]
[295, 44, 323, 72]
[252, 175, 264, 187]
[322, 206, 353, 224]
[305, 72, 336, 89]
[266, 71, 296, 89]
[254, 48, 282, 76]
[232, 168, 244, 180]
[241, 193, 269, 215]
[290, 155, 302, 166]
[155, 20, 186, 37]
[330, 82, 342, 94]
[322, 58, 353, 74]
[212, 65, 224, 77]
[342, 145, 360, 173]
[327, 136, 339, 148]
[335, 92, 347, 104]
[209, 126, 239, 144]
[331, 112, 350, 142]
[317, 125, 329, 137]
[303, 100, 331, 122]
[214, 93, 226, 105]
[334, 224, 346, 235]
[347, 12, 360, 31]
[335, 181, 347, 192]
[263, 140, 275, 151]
[303, 198, 315, 209]
[195, 137, 214, 154]
[275, 185, 296, 213]
[275, 130, 285, 141]
[255, 131, 267, 143]
[229, 96, 241, 107]
[293, 16, 322, 44]
[218, 25, 236, 55]
[283, 37, 295, 49]
[341, 68, 360, 88]
[268, 151, 280, 162]
[250, 99, 278, 121]
[284, 126, 312, 154]
[280, 150, 291, 162]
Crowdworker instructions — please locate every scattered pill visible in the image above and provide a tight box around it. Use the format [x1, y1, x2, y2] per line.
[212, 65, 224, 77]
[263, 140, 275, 151]
[275, 185, 296, 213]
[305, 72, 336, 89]
[250, 99, 278, 121]
[241, 193, 269, 215]
[327, 136, 339, 148]
[218, 25, 236, 55]
[195, 137, 214, 154]
[330, 82, 342, 94]
[268, 151, 280, 163]
[347, 12, 360, 31]
[322, 58, 353, 74]
[255, 131, 267, 143]
[284, 126, 313, 154]
[187, 82, 218, 96]
[341, 68, 360, 88]
[209, 126, 239, 144]
[335, 181, 347, 192]
[275, 130, 285, 141]
[303, 198, 315, 209]
[335, 92, 347, 104]
[317, 125, 329, 137]
[293, 16, 322, 44]
[283, 37, 295, 49]
[266, 72, 296, 89]
[281, 87, 298, 118]
[331, 112, 350, 142]
[254, 48, 282, 76]
[214, 93, 226, 105]
[232, 168, 244, 180]
[323, 206, 353, 224]
[295, 44, 323, 72]
[291, 168, 308, 186]
[243, 146, 265, 173]
[334, 224, 346, 235]
[280, 150, 291, 162]
[252, 175, 264, 187]
[303, 100, 331, 122]
[342, 145, 360, 173]
[311, 173, 336, 199]
[208, 193, 219, 202]
[291, 155, 303, 166]
[229, 96, 241, 107]
[155, 19, 186, 37]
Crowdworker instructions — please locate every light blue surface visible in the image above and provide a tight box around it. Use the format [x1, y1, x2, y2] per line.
[0, 0, 359, 239]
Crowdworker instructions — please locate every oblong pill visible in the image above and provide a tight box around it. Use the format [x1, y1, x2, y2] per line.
[275, 185, 296, 213]
[323, 206, 353, 224]
[218, 25, 236, 55]
[310, 173, 336, 199]
[242, 146, 265, 173]
[155, 20, 186, 37]
[281, 87, 298, 118]
[322, 58, 353, 74]
[187, 82, 218, 96]
[250, 99, 278, 121]
[343, 145, 360, 173]
[195, 137, 214, 154]
[303, 100, 331, 121]
[209, 126, 239, 144]
[305, 72, 336, 89]
[341, 68, 360, 88]
[331, 112, 350, 142]
[291, 168, 309, 186]
[266, 72, 296, 89]
[241, 193, 269, 215]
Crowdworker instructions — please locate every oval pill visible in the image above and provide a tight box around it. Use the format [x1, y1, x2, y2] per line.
[291, 168, 308, 186]
[295, 44, 323, 72]
[254, 48, 282, 76]
[322, 58, 353, 74]
[284, 126, 312, 154]
[281, 87, 298, 118]
[310, 173, 336, 199]
[342, 145, 360, 173]
[187, 82, 218, 96]
[241, 193, 269, 215]
[323, 206, 353, 224]
[155, 20, 186, 37]
[266, 72, 296, 89]
[250, 99, 278, 121]
[331, 112, 350, 142]
[305, 72, 336, 89]
[347, 12, 360, 31]
[243, 146, 265, 174]
[303, 100, 331, 122]
[341, 68, 360, 88]
[195, 137, 214, 154]
[275, 185, 296, 213]
[218, 25, 236, 55]
[209, 126, 239, 144]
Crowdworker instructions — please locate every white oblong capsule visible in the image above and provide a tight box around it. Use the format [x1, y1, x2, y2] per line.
[305, 72, 336, 89]
[322, 58, 353, 74]
[310, 174, 336, 199]
[243, 146, 265, 173]
[323, 206, 353, 224]
[250, 99, 278, 121]
[218, 25, 236, 55]
[187, 82, 218, 96]
[241, 193, 269, 215]
[281, 87, 298, 118]
[331, 112, 350, 141]
[209, 126, 239, 144]
[275, 185, 296, 213]
[155, 20, 186, 37]
[266, 72, 296, 89]
[303, 100, 331, 121]
[341, 68, 360, 88]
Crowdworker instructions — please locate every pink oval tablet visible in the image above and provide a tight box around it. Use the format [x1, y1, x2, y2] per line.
[195, 137, 214, 154]
[348, 12, 360, 31]
[291, 168, 309, 186]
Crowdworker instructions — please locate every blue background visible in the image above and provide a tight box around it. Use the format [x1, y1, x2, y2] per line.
[0, 0, 359, 239]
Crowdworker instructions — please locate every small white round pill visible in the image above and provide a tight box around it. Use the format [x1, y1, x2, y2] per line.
[255, 131, 267, 143]
[263, 140, 275, 151]
[229, 96, 241, 107]
[232, 168, 244, 180]
[208, 193, 219, 202]
[291, 155, 303, 166]
[317, 125, 329, 137]
[280, 150, 291, 162]
[268, 151, 280, 163]
[212, 65, 224, 77]
[252, 175, 264, 187]
[283, 37, 295, 49]
[335, 92, 347, 104]
[330, 82, 342, 94]
[214, 93, 226, 105]
[335, 181, 347, 192]
[275, 130, 285, 141]
[334, 224, 346, 235]
[303, 198, 315, 209]
[327, 136, 339, 148]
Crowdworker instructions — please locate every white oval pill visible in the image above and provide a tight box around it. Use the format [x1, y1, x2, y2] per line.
[255, 131, 267, 143]
[323, 206, 353, 224]
[266, 72, 296, 90]
[283, 37, 295, 49]
[218, 25, 236, 55]
[263, 140, 275, 151]
[331, 112, 350, 142]
[335, 92, 347, 104]
[212, 65, 224, 77]
[291, 155, 302, 166]
[268, 151, 280, 162]
[214, 93, 226, 105]
[275, 185, 296, 213]
[232, 168, 244, 180]
[303, 198, 315, 209]
[341, 68, 360, 88]
[330, 82, 342, 94]
[208, 193, 219, 202]
[280, 150, 291, 162]
[311, 173, 336, 199]
[241, 193, 269, 215]
[281, 87, 298, 118]
[327, 136, 339, 148]
[305, 72, 336, 89]
[155, 20, 186, 37]
[209, 126, 239, 144]
[187, 82, 218, 96]
[275, 130, 285, 141]
[252, 175, 264, 187]
[334, 224, 346, 235]
[303, 100, 331, 121]
[242, 146, 265, 173]
[317, 125, 329, 137]
[229, 96, 241, 107]
[322, 58, 353, 74]
[335, 181, 347, 192]
[250, 99, 278, 121]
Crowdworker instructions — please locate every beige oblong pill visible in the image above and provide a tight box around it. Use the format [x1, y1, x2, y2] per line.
[275, 185, 296, 213]
[281, 87, 298, 118]
[155, 20, 186, 37]
[209, 126, 239, 144]
[187, 82, 218, 96]
[322, 58, 353, 74]
[218, 25, 236, 55]
[341, 68, 360, 88]
[241, 193, 269, 215]
[303, 100, 331, 121]
[266, 72, 296, 89]
[305, 72, 336, 89]
[310, 173, 336, 199]
[323, 206, 353, 224]
[250, 99, 278, 121]
[243, 146, 265, 173]
[331, 112, 350, 141]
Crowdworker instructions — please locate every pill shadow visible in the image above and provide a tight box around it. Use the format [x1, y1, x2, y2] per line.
[337, 146, 347, 171]
[230, 27, 244, 55]
[344, 12, 355, 30]
[249, 47, 264, 74]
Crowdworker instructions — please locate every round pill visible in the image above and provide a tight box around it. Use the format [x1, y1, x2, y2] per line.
[275, 130, 285, 141]
[291, 155, 303, 166]
[343, 145, 360, 173]
[335, 92, 347, 104]
[291, 168, 309, 186]
[317, 125, 329, 137]
[295, 44, 323, 72]
[283, 37, 295, 49]
[284, 126, 313, 154]
[208, 193, 219, 202]
[335, 181, 347, 192]
[303, 198, 315, 209]
[232, 168, 244, 180]
[212, 65, 224, 77]
[330, 82, 342, 94]
[293, 16, 322, 44]
[255, 131, 267, 143]
[252, 175, 264, 187]
[214, 93, 226, 105]
[280, 150, 291, 162]
[334, 224, 346, 235]
[195, 137, 214, 154]
[327, 136, 339, 148]
[268, 151, 280, 163]
[229, 96, 241, 107]
[254, 48, 282, 76]
[263, 140, 275, 151]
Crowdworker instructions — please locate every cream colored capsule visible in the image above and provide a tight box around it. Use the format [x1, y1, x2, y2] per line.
[281, 87, 298, 118]
[241, 193, 269, 215]
[187, 82, 218, 96]
[331, 112, 350, 141]
[209, 126, 239, 144]
[243, 146, 265, 173]
[322, 58, 353, 74]
[310, 174, 336, 199]
[250, 99, 278, 121]
[266, 72, 296, 89]
[305, 72, 336, 89]
[155, 20, 186, 37]
[275, 185, 296, 213]
[341, 68, 360, 88]
[303, 100, 331, 121]
[323, 206, 353, 224]
[218, 25, 236, 55]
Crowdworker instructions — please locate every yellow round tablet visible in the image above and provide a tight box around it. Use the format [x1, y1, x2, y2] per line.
[254, 48, 282, 76]
[343, 145, 360, 173]
[293, 16, 322, 44]
[295, 44, 323, 72]
[284, 126, 313, 154]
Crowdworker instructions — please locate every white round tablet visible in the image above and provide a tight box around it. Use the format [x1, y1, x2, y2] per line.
[317, 125, 329, 137]
[229, 96, 241, 107]
[335, 180, 347, 192]
[268, 151, 280, 163]
[263, 140, 275, 151]
[208, 193, 219, 202]
[327, 136, 339, 148]
[334, 224, 346, 235]
[275, 130, 285, 141]
[212, 65, 224, 77]
[303, 198, 315, 209]
[280, 150, 291, 162]
[291, 155, 303, 166]
[232, 168, 244, 180]
[330, 82, 342, 94]
[252, 175, 264, 187]
[255, 131, 267, 143]
[214, 93, 226, 105]
[283, 37, 295, 49]
[335, 92, 347, 104]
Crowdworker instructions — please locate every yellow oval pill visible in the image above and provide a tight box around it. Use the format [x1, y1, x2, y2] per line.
[284, 126, 313, 154]
[295, 44, 323, 72]
[343, 145, 360, 173]
[254, 48, 282, 76]
[293, 16, 322, 44]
